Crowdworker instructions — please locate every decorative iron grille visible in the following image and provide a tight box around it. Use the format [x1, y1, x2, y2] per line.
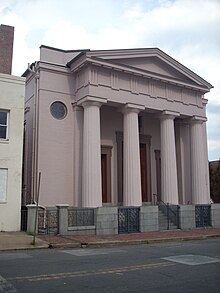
[118, 207, 140, 234]
[68, 208, 94, 227]
[20, 206, 27, 231]
[195, 205, 211, 227]
[38, 208, 58, 234]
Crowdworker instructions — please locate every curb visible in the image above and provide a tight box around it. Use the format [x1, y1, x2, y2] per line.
[0, 244, 49, 252]
[0, 234, 219, 252]
[46, 234, 220, 249]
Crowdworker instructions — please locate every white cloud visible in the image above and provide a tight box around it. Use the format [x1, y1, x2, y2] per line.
[208, 140, 220, 150]
[0, 0, 219, 159]
[0, 7, 39, 74]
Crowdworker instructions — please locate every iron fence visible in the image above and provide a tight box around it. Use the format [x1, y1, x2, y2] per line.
[38, 208, 58, 235]
[195, 205, 211, 227]
[20, 206, 28, 231]
[68, 208, 95, 227]
[118, 207, 140, 234]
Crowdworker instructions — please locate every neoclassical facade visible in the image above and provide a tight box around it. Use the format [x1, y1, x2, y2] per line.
[23, 46, 212, 208]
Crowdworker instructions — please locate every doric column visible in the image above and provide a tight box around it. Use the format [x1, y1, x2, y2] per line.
[160, 111, 179, 205]
[79, 97, 107, 207]
[122, 103, 145, 206]
[189, 116, 209, 204]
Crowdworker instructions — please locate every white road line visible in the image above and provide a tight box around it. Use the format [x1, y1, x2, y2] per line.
[0, 275, 16, 293]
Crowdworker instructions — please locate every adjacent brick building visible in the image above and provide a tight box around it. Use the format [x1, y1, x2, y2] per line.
[0, 24, 14, 74]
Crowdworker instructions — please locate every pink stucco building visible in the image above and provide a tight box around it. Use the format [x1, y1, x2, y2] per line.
[22, 46, 212, 209]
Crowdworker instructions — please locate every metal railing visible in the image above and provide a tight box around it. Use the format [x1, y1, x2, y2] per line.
[68, 208, 95, 227]
[195, 205, 211, 227]
[118, 207, 140, 234]
[20, 206, 28, 231]
[38, 207, 58, 235]
[158, 200, 180, 230]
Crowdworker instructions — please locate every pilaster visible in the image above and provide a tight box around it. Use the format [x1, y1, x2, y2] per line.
[72, 104, 83, 207]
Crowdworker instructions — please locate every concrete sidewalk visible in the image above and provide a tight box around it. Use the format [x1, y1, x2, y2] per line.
[0, 232, 48, 251]
[1, 228, 220, 251]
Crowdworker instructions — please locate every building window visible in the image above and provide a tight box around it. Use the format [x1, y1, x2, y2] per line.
[0, 110, 8, 139]
[50, 101, 67, 120]
[0, 169, 8, 202]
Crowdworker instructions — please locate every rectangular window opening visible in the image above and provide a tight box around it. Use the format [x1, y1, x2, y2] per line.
[0, 110, 9, 140]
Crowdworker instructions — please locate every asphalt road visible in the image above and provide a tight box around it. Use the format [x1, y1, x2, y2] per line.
[0, 238, 220, 293]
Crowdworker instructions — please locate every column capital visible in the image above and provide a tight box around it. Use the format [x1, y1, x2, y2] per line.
[121, 103, 145, 114]
[159, 110, 180, 120]
[189, 115, 207, 124]
[77, 96, 107, 108]
[72, 103, 83, 112]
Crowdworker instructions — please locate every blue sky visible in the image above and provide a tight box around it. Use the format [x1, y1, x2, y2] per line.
[0, 0, 219, 160]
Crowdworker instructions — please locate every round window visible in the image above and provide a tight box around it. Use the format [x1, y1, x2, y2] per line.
[50, 101, 67, 120]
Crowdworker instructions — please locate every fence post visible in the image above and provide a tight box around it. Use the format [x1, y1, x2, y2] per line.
[140, 206, 158, 232]
[56, 204, 69, 235]
[178, 205, 196, 229]
[95, 207, 118, 235]
[26, 204, 37, 234]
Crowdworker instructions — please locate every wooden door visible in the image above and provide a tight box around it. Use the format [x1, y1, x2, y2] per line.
[140, 143, 148, 202]
[101, 146, 112, 203]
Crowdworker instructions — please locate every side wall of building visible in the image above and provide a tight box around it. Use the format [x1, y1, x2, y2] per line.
[0, 73, 25, 231]
[37, 69, 75, 206]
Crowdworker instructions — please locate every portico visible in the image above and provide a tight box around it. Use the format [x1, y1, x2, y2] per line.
[23, 46, 213, 209]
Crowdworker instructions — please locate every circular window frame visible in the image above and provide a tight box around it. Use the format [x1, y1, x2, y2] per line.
[50, 101, 67, 120]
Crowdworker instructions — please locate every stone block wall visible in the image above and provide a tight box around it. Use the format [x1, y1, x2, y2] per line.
[178, 205, 196, 229]
[211, 204, 220, 227]
[140, 206, 159, 232]
[95, 207, 118, 235]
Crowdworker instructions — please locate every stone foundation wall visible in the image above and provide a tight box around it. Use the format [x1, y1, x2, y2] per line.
[178, 205, 196, 229]
[140, 206, 159, 232]
[211, 204, 220, 228]
[95, 207, 118, 235]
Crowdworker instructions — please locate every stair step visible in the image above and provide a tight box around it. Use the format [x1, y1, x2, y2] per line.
[158, 208, 178, 231]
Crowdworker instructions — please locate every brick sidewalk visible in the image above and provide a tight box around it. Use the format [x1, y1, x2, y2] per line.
[38, 228, 220, 248]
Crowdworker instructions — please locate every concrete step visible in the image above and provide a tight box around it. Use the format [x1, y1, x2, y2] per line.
[158, 209, 178, 231]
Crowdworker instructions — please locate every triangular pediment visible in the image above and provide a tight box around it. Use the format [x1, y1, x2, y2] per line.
[85, 48, 212, 92]
[108, 56, 193, 82]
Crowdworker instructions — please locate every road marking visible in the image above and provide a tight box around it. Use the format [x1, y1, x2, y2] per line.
[7, 261, 175, 282]
[0, 275, 16, 292]
[162, 255, 220, 266]
[61, 248, 126, 256]
[0, 253, 31, 261]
